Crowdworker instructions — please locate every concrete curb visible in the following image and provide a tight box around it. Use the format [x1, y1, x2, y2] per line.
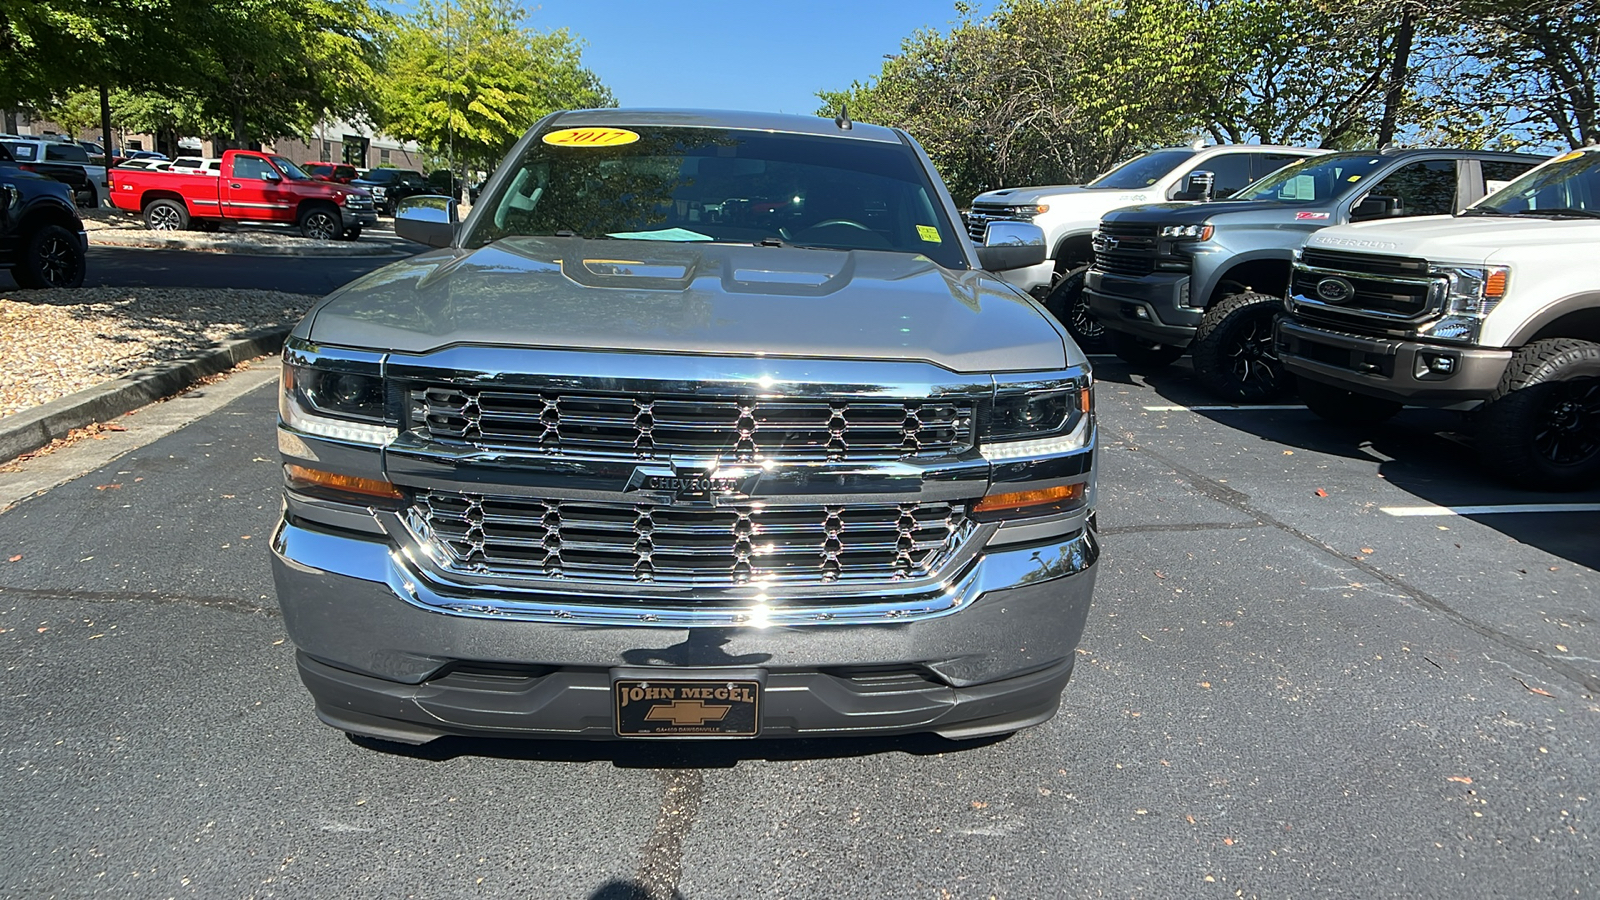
[0, 326, 289, 464]
[88, 232, 408, 258]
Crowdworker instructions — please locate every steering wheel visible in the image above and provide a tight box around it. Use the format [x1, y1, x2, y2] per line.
[790, 218, 892, 250]
[804, 218, 872, 232]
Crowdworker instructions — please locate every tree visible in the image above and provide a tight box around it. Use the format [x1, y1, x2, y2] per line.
[375, 0, 614, 178]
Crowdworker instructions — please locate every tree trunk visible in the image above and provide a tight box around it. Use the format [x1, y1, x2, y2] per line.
[1377, 11, 1414, 148]
[3, 109, 15, 134]
[99, 84, 113, 158]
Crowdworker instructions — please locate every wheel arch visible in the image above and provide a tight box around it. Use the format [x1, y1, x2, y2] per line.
[1203, 253, 1293, 308]
[1506, 292, 1600, 345]
[1051, 231, 1096, 272]
[17, 201, 81, 235]
[139, 190, 187, 210]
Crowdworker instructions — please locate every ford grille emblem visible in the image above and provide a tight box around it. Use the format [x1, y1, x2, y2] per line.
[1314, 276, 1356, 304]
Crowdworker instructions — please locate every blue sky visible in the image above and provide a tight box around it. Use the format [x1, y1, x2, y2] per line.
[520, 0, 977, 115]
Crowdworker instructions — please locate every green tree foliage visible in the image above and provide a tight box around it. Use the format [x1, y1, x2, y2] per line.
[375, 0, 615, 176]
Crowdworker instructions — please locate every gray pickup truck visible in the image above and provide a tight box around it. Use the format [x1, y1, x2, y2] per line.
[271, 110, 1099, 745]
[1085, 148, 1546, 399]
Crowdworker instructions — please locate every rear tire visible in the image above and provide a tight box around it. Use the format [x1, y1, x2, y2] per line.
[1477, 338, 1600, 491]
[143, 198, 188, 231]
[1042, 265, 1104, 351]
[299, 205, 341, 240]
[1109, 329, 1185, 369]
[12, 224, 86, 289]
[1299, 378, 1402, 426]
[1192, 291, 1294, 401]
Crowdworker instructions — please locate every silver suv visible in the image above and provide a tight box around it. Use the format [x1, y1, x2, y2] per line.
[271, 110, 1099, 744]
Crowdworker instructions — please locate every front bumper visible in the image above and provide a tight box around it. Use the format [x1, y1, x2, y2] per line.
[272, 517, 1098, 743]
[1276, 318, 1512, 406]
[1085, 270, 1202, 346]
[341, 208, 378, 229]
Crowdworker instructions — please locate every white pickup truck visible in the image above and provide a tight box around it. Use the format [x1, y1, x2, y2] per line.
[1277, 146, 1600, 490]
[967, 143, 1321, 343]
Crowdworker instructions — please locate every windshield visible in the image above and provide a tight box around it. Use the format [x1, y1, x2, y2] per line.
[1086, 149, 1197, 190]
[270, 157, 312, 181]
[1231, 153, 1386, 203]
[1472, 150, 1600, 216]
[469, 125, 965, 267]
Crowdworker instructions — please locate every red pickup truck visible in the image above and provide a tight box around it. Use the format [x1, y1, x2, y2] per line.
[109, 149, 377, 240]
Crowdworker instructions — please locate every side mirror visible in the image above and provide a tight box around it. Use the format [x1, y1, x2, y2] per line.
[395, 194, 459, 248]
[1352, 194, 1401, 221]
[261, 171, 281, 182]
[1171, 170, 1215, 202]
[975, 220, 1047, 271]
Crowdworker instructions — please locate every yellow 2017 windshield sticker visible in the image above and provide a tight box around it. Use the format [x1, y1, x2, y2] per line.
[916, 225, 942, 243]
[542, 127, 640, 148]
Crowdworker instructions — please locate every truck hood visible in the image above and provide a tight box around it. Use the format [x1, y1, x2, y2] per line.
[972, 185, 1084, 205]
[301, 236, 1073, 373]
[973, 184, 1172, 210]
[1102, 199, 1328, 225]
[1306, 214, 1600, 265]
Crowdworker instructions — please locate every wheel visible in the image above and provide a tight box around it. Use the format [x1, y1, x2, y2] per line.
[143, 198, 188, 231]
[339, 226, 362, 242]
[12, 224, 86, 289]
[76, 186, 98, 209]
[1191, 291, 1295, 401]
[1108, 329, 1185, 369]
[299, 206, 341, 240]
[1477, 338, 1600, 490]
[1042, 265, 1104, 351]
[1298, 377, 1402, 426]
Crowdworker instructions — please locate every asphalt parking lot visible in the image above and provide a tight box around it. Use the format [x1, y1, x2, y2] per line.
[0, 353, 1594, 898]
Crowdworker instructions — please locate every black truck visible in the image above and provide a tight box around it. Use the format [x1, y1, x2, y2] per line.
[1, 145, 88, 288]
[1084, 148, 1546, 399]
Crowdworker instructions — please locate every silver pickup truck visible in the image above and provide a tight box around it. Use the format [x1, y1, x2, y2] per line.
[271, 110, 1099, 744]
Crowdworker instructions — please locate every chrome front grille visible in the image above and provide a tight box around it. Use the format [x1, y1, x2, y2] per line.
[410, 388, 973, 461]
[965, 204, 1035, 243]
[411, 491, 973, 588]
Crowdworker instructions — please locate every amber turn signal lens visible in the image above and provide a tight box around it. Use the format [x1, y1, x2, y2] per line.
[1484, 269, 1508, 299]
[972, 483, 1085, 517]
[285, 464, 403, 500]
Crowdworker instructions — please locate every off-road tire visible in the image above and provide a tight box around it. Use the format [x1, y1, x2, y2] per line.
[12, 224, 86, 289]
[1192, 291, 1294, 401]
[1108, 329, 1185, 369]
[1477, 338, 1600, 491]
[1042, 265, 1103, 350]
[339, 226, 362, 242]
[1298, 377, 1402, 426]
[143, 198, 188, 231]
[299, 205, 341, 240]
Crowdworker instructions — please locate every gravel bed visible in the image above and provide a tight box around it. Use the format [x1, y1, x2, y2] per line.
[0, 287, 310, 419]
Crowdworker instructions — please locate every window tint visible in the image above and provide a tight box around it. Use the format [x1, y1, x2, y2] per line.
[1253, 154, 1305, 180]
[1476, 151, 1600, 214]
[1235, 153, 1385, 204]
[1087, 148, 1196, 190]
[1482, 159, 1538, 195]
[6, 142, 37, 161]
[45, 144, 90, 163]
[1199, 153, 1255, 196]
[1366, 159, 1457, 216]
[232, 156, 275, 181]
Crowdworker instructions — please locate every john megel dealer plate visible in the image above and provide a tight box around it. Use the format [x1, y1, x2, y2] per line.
[614, 678, 761, 737]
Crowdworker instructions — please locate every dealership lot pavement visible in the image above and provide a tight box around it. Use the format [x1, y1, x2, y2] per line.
[0, 355, 1594, 899]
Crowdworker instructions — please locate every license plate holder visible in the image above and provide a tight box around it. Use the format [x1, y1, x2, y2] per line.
[613, 675, 762, 738]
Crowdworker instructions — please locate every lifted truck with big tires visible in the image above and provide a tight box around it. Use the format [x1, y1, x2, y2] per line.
[1277, 146, 1600, 490]
[966, 143, 1321, 348]
[1084, 148, 1545, 400]
[108, 149, 376, 240]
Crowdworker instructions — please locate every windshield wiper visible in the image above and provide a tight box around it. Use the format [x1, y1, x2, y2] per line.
[1460, 207, 1511, 216]
[1515, 207, 1600, 219]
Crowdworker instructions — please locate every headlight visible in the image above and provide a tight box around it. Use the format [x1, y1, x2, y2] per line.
[983, 372, 1093, 455]
[1160, 224, 1214, 240]
[1418, 265, 1509, 344]
[280, 357, 396, 445]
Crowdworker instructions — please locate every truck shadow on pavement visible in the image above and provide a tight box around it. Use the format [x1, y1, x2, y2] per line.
[1098, 360, 1600, 571]
[347, 730, 1009, 767]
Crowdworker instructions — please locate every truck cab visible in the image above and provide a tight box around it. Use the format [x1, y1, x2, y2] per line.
[1277, 146, 1600, 489]
[1086, 149, 1545, 399]
[967, 143, 1321, 345]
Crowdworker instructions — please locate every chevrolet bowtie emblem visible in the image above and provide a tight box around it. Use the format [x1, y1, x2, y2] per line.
[643, 700, 732, 727]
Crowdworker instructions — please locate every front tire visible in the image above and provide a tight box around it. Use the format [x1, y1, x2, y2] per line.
[143, 198, 188, 231]
[1298, 377, 1403, 426]
[13, 224, 86, 289]
[1109, 329, 1185, 369]
[299, 206, 341, 240]
[1042, 265, 1104, 350]
[1478, 338, 1600, 491]
[1192, 291, 1294, 401]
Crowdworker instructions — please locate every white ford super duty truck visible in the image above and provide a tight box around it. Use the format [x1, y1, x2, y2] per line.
[1277, 146, 1600, 490]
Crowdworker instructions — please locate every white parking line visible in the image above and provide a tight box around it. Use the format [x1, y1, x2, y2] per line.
[1381, 503, 1600, 517]
[1142, 404, 1306, 411]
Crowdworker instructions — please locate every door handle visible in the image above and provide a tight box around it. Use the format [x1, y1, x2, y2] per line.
[230, 182, 242, 189]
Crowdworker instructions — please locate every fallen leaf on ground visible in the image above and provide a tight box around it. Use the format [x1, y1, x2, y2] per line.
[1447, 776, 1473, 784]
[1361, 547, 1374, 554]
[971, 801, 988, 809]
[1315, 488, 1328, 497]
[95, 484, 121, 491]
[1223, 837, 1235, 846]
[6, 555, 19, 562]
